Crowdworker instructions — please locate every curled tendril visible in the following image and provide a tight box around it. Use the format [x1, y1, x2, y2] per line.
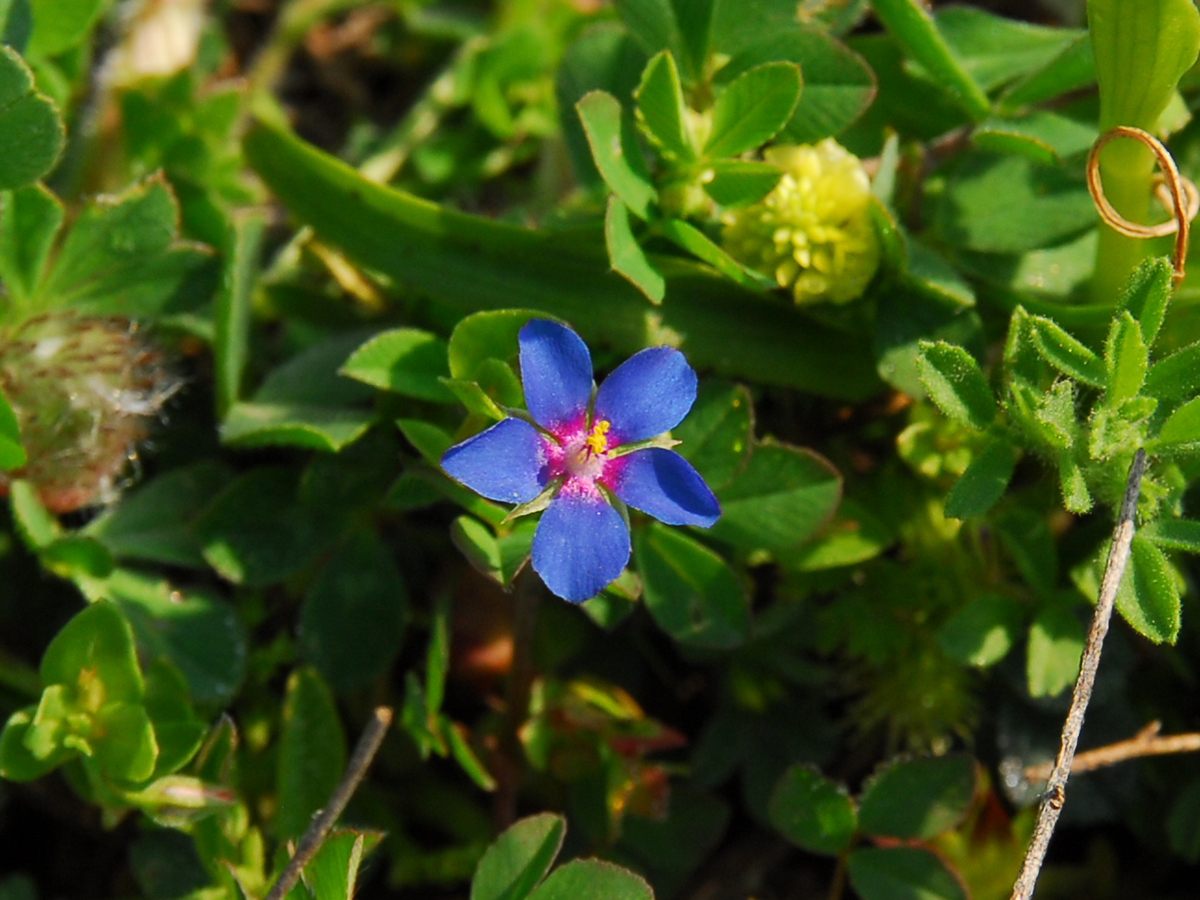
[1086, 125, 1199, 287]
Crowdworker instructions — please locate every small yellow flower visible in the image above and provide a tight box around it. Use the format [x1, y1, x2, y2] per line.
[721, 140, 880, 305]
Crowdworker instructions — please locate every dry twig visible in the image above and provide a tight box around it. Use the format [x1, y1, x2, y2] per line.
[1023, 720, 1200, 784]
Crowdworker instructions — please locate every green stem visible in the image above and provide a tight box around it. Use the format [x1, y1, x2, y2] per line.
[1092, 141, 1155, 304]
[827, 851, 848, 900]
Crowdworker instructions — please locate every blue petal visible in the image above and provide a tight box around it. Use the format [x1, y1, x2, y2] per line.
[532, 485, 630, 602]
[441, 418, 548, 504]
[519, 319, 593, 434]
[609, 448, 720, 527]
[594, 347, 697, 443]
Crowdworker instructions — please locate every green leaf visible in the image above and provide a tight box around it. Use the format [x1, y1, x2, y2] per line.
[998, 34, 1094, 111]
[719, 26, 876, 144]
[1105, 311, 1147, 405]
[1058, 453, 1093, 514]
[971, 112, 1097, 165]
[874, 279, 982, 397]
[633, 523, 749, 649]
[299, 529, 408, 694]
[710, 442, 842, 551]
[1145, 340, 1200, 404]
[141, 667, 204, 786]
[700, 160, 781, 207]
[934, 7, 1083, 92]
[577, 90, 656, 220]
[789, 499, 893, 571]
[221, 332, 376, 452]
[1, 0, 32, 52]
[1140, 518, 1200, 553]
[1168, 781, 1200, 863]
[1026, 602, 1084, 698]
[657, 217, 774, 290]
[41, 601, 142, 703]
[9, 479, 58, 550]
[442, 718, 498, 792]
[937, 594, 1023, 668]
[869, 0, 989, 119]
[1090, 0, 1200, 133]
[1156, 396, 1200, 449]
[306, 830, 381, 900]
[915, 341, 995, 430]
[0, 182, 63, 306]
[768, 765, 857, 855]
[442, 379, 507, 422]
[340, 328, 455, 402]
[1027, 315, 1105, 387]
[671, 0, 715, 83]
[213, 211, 265, 418]
[673, 381, 753, 491]
[84, 462, 232, 568]
[1116, 256, 1173, 347]
[612, 0, 682, 63]
[0, 387, 25, 470]
[31, 175, 211, 316]
[1115, 534, 1181, 644]
[634, 51, 693, 161]
[40, 535, 113, 581]
[275, 668, 346, 840]
[26, 0, 104, 57]
[931, 153, 1095, 254]
[448, 309, 542, 381]
[198, 467, 341, 587]
[471, 813, 566, 900]
[944, 435, 1018, 519]
[100, 569, 247, 705]
[92, 700, 158, 783]
[847, 847, 968, 900]
[704, 62, 801, 159]
[858, 755, 976, 840]
[243, 117, 884, 400]
[0, 707, 69, 781]
[0, 46, 62, 190]
[527, 860, 653, 900]
[606, 196, 664, 303]
[995, 508, 1058, 597]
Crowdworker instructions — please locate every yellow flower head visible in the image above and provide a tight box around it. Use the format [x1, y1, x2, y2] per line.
[721, 140, 880, 305]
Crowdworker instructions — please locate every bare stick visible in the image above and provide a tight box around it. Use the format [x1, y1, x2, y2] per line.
[1009, 449, 1146, 900]
[265, 706, 393, 900]
[1023, 720, 1200, 783]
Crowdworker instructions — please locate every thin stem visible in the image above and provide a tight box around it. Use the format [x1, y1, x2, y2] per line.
[264, 706, 392, 900]
[826, 852, 848, 900]
[1023, 720, 1200, 783]
[1008, 449, 1146, 900]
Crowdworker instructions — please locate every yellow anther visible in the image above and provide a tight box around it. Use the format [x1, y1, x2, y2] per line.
[584, 419, 610, 457]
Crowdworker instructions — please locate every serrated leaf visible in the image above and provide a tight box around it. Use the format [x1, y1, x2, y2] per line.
[577, 90, 656, 220]
[704, 62, 801, 159]
[944, 435, 1018, 519]
[634, 523, 749, 649]
[916, 341, 994, 430]
[1105, 311, 1147, 405]
[0, 46, 62, 190]
[634, 51, 693, 161]
[847, 847, 967, 900]
[1028, 315, 1105, 387]
[1115, 534, 1181, 644]
[605, 196, 664, 303]
[768, 765, 856, 855]
[858, 755, 976, 840]
[340, 328, 455, 402]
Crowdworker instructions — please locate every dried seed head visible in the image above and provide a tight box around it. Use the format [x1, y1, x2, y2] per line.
[0, 312, 179, 512]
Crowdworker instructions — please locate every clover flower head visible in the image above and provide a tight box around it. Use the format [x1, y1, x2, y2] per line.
[441, 320, 721, 602]
[721, 139, 880, 306]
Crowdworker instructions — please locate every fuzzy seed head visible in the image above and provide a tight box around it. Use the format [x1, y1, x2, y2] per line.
[0, 312, 177, 512]
[721, 140, 880, 305]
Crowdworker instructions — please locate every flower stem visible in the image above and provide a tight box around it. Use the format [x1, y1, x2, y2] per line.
[1092, 140, 1154, 304]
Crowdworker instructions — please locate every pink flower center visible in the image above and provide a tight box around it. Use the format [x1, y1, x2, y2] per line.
[552, 418, 614, 483]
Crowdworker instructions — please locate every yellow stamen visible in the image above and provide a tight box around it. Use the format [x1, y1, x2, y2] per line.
[584, 419, 610, 457]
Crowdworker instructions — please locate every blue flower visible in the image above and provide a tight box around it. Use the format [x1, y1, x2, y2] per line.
[441, 319, 721, 602]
